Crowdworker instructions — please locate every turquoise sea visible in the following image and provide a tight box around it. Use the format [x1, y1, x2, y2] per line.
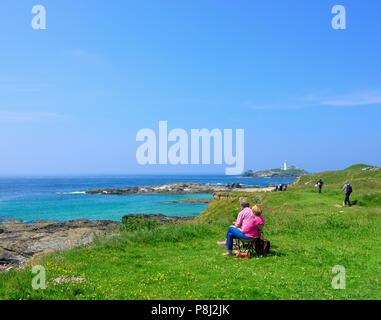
[0, 175, 294, 222]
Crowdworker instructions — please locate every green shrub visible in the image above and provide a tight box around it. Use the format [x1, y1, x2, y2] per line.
[121, 216, 161, 232]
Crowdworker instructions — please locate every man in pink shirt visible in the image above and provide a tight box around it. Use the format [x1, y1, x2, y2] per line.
[217, 200, 265, 257]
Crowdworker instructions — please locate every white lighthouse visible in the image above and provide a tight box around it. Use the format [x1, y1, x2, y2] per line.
[283, 160, 288, 171]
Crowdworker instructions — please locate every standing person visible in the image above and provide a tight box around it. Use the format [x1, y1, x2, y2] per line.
[316, 179, 324, 193]
[343, 182, 353, 206]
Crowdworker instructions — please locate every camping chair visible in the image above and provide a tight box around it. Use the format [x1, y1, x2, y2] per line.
[236, 238, 260, 257]
[236, 232, 268, 257]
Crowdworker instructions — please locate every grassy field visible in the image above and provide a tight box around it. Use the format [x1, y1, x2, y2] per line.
[0, 164, 380, 300]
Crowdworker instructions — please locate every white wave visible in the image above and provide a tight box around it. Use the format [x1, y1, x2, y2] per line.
[57, 191, 86, 195]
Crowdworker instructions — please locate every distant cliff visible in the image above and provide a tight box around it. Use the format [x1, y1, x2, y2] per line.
[242, 166, 308, 178]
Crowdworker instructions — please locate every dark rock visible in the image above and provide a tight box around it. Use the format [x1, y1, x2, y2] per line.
[226, 183, 242, 189]
[166, 198, 211, 204]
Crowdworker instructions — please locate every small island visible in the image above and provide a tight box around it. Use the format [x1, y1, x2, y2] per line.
[243, 163, 308, 178]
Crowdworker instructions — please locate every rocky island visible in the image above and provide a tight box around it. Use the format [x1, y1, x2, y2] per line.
[242, 166, 308, 178]
[85, 182, 269, 195]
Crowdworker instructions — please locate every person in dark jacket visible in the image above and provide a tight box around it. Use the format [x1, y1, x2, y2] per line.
[316, 179, 324, 193]
[343, 182, 353, 206]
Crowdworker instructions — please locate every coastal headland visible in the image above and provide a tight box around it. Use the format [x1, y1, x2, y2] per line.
[1, 165, 380, 299]
[0, 183, 276, 270]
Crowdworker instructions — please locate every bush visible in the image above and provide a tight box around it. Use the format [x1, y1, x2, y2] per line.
[121, 216, 161, 232]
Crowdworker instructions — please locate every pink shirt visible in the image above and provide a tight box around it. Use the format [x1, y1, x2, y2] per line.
[236, 207, 265, 238]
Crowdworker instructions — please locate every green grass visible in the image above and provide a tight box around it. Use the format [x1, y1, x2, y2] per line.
[1, 165, 381, 300]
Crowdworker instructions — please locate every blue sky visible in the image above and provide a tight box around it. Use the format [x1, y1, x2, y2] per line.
[0, 0, 380, 175]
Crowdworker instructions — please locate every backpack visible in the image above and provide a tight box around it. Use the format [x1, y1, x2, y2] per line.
[254, 233, 271, 256]
[262, 239, 271, 256]
[346, 184, 353, 193]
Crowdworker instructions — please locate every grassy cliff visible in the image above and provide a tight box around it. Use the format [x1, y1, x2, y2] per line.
[0, 165, 380, 300]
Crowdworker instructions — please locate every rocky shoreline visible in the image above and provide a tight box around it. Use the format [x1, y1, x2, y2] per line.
[0, 214, 197, 271]
[165, 198, 211, 204]
[85, 182, 274, 195]
[0, 219, 120, 271]
[0, 183, 278, 272]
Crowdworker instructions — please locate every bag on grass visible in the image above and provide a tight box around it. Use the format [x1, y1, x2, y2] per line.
[255, 233, 271, 256]
[236, 251, 251, 259]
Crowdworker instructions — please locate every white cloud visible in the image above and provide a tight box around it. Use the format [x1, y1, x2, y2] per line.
[319, 92, 381, 107]
[247, 90, 381, 110]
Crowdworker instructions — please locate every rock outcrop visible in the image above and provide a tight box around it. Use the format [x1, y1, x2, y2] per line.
[212, 186, 276, 200]
[0, 219, 120, 271]
[85, 183, 252, 195]
[165, 198, 211, 204]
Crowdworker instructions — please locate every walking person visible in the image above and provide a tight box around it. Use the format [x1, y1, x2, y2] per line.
[316, 179, 324, 193]
[343, 182, 353, 206]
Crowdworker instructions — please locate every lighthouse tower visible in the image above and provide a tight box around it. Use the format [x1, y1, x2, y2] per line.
[283, 160, 288, 171]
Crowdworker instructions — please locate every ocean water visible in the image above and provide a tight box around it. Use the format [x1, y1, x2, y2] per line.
[0, 175, 294, 222]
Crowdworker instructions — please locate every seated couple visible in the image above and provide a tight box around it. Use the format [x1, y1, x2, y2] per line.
[217, 199, 265, 257]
